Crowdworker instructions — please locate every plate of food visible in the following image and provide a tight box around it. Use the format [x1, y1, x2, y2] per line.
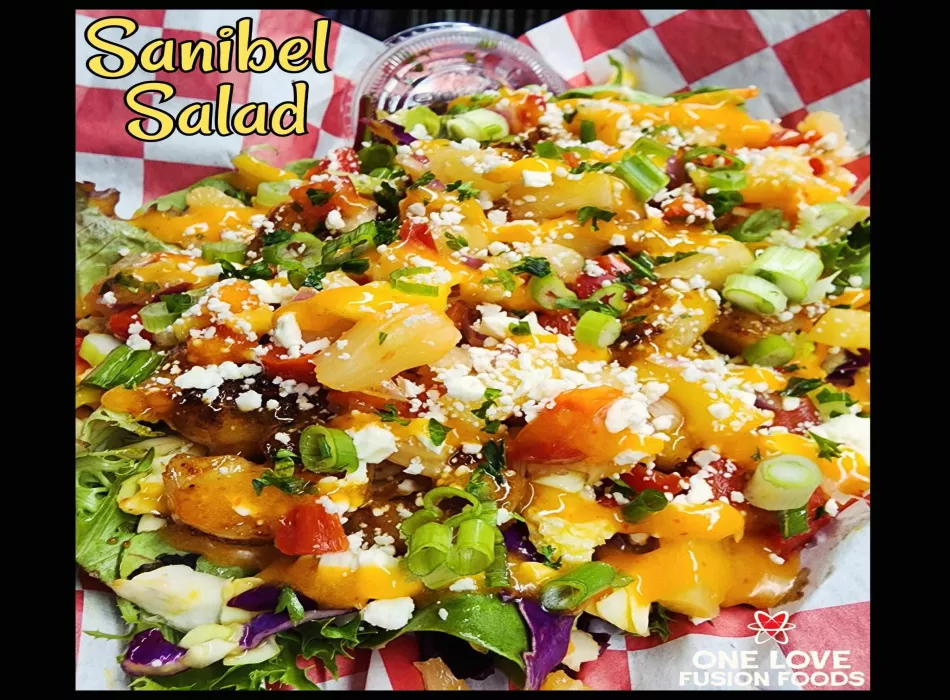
[75, 13, 870, 691]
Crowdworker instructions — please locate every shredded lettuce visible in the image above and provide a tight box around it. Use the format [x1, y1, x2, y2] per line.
[76, 186, 172, 297]
[283, 158, 320, 179]
[135, 176, 250, 216]
[818, 219, 870, 291]
[78, 407, 166, 452]
[75, 447, 154, 584]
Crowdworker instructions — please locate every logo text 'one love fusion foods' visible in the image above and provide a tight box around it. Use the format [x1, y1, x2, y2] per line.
[678, 611, 866, 689]
[83, 16, 331, 142]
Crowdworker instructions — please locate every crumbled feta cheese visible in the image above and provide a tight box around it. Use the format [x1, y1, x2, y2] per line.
[522, 170, 553, 188]
[350, 425, 398, 464]
[448, 577, 478, 592]
[361, 597, 415, 630]
[444, 375, 486, 402]
[235, 390, 262, 412]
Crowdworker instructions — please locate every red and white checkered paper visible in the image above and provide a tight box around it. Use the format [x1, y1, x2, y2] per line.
[74, 9, 871, 690]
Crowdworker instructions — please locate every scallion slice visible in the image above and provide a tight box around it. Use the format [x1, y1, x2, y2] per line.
[389, 266, 440, 296]
[201, 241, 247, 264]
[539, 562, 625, 612]
[746, 246, 823, 303]
[423, 486, 481, 517]
[744, 455, 822, 511]
[777, 507, 809, 538]
[78, 333, 122, 367]
[402, 106, 441, 138]
[794, 201, 869, 240]
[574, 310, 622, 347]
[579, 120, 597, 143]
[529, 275, 577, 310]
[705, 169, 747, 191]
[556, 85, 669, 105]
[298, 425, 358, 474]
[621, 488, 668, 523]
[632, 136, 674, 160]
[726, 209, 784, 242]
[138, 302, 178, 333]
[262, 232, 322, 270]
[742, 335, 795, 367]
[723, 274, 788, 315]
[483, 542, 510, 588]
[407, 522, 452, 576]
[588, 284, 630, 315]
[446, 109, 510, 142]
[683, 146, 746, 172]
[399, 508, 440, 539]
[81, 346, 163, 389]
[445, 518, 496, 576]
[254, 179, 303, 208]
[612, 154, 670, 202]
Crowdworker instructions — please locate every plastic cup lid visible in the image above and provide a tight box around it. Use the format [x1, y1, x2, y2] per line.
[351, 22, 567, 133]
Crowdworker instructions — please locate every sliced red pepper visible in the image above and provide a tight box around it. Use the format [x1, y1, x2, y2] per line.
[572, 253, 633, 299]
[107, 307, 151, 342]
[398, 218, 436, 251]
[754, 393, 821, 435]
[274, 503, 348, 556]
[620, 464, 685, 496]
[763, 128, 820, 148]
[762, 489, 833, 558]
[259, 347, 320, 383]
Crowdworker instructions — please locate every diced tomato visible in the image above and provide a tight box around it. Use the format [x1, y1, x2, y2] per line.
[304, 147, 361, 177]
[107, 307, 151, 342]
[274, 503, 348, 556]
[808, 157, 826, 176]
[754, 393, 821, 435]
[536, 310, 578, 336]
[763, 128, 820, 148]
[258, 346, 319, 383]
[326, 390, 413, 418]
[561, 151, 581, 169]
[515, 94, 546, 131]
[620, 464, 685, 496]
[398, 218, 436, 251]
[762, 489, 833, 558]
[289, 176, 362, 229]
[572, 254, 633, 299]
[661, 196, 693, 222]
[682, 456, 747, 500]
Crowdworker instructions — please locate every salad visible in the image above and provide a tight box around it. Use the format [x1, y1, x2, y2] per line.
[75, 64, 870, 690]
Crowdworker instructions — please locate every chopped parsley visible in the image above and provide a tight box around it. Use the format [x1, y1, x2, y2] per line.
[251, 469, 314, 496]
[481, 268, 516, 293]
[261, 228, 292, 247]
[508, 256, 552, 278]
[577, 206, 616, 231]
[218, 259, 274, 281]
[654, 251, 698, 265]
[781, 377, 823, 397]
[305, 189, 332, 207]
[509, 321, 531, 336]
[427, 419, 451, 447]
[809, 431, 843, 459]
[537, 545, 563, 570]
[445, 180, 480, 201]
[377, 332, 388, 345]
[376, 404, 411, 426]
[409, 171, 436, 189]
[444, 232, 469, 251]
[275, 586, 306, 623]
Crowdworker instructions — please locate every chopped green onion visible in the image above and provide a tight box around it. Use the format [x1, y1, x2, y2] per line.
[612, 154, 670, 202]
[746, 246, 823, 303]
[705, 170, 747, 191]
[298, 425, 359, 474]
[389, 266, 440, 296]
[162, 291, 202, 314]
[722, 274, 788, 315]
[81, 346, 164, 390]
[574, 310, 622, 347]
[423, 486, 481, 517]
[357, 143, 396, 174]
[588, 284, 630, 315]
[632, 136, 674, 161]
[533, 141, 562, 159]
[529, 275, 577, 310]
[407, 522, 452, 576]
[704, 190, 744, 218]
[138, 301, 178, 333]
[683, 146, 745, 171]
[399, 508, 440, 539]
[777, 507, 809, 538]
[201, 241, 247, 264]
[744, 455, 821, 511]
[79, 333, 122, 366]
[743, 336, 795, 367]
[263, 232, 323, 270]
[484, 542, 510, 588]
[621, 488, 668, 523]
[445, 518, 496, 576]
[401, 106, 441, 138]
[446, 108, 510, 142]
[509, 321, 531, 336]
[254, 179, 302, 208]
[539, 562, 625, 612]
[556, 85, 669, 104]
[794, 201, 869, 240]
[579, 120, 597, 143]
[726, 209, 784, 242]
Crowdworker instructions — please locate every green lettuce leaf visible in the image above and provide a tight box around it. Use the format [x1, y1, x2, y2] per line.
[283, 158, 321, 178]
[362, 593, 529, 670]
[135, 175, 250, 216]
[76, 187, 172, 298]
[75, 448, 154, 584]
[299, 614, 368, 678]
[79, 407, 166, 452]
[118, 531, 191, 579]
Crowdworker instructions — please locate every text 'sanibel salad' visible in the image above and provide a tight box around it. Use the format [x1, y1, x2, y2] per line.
[75, 64, 870, 691]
